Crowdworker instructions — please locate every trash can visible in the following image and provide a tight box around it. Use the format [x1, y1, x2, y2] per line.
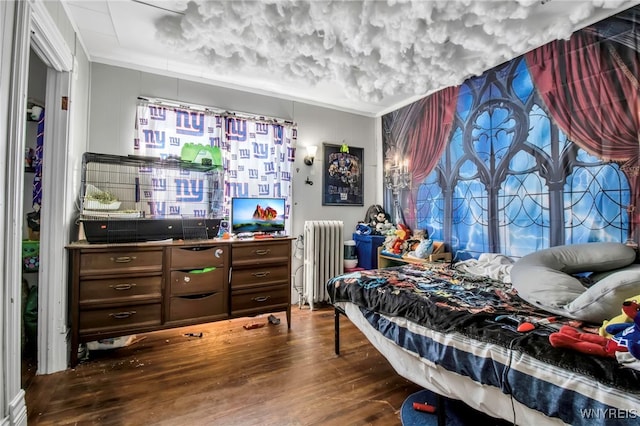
[344, 240, 358, 269]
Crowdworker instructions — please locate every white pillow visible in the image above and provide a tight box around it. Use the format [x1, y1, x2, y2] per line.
[510, 242, 638, 323]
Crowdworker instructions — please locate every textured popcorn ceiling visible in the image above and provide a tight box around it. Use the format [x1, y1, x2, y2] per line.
[65, 0, 640, 115]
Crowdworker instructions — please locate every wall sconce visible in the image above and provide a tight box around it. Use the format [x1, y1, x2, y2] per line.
[304, 145, 317, 166]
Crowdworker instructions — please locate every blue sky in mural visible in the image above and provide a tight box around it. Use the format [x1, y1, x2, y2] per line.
[415, 56, 630, 259]
[565, 151, 630, 244]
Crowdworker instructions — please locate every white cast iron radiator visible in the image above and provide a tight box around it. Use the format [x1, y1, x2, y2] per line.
[303, 220, 344, 309]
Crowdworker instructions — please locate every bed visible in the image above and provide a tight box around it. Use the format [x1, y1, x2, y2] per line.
[327, 259, 640, 426]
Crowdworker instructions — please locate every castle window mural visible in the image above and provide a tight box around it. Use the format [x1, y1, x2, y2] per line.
[383, 6, 639, 260]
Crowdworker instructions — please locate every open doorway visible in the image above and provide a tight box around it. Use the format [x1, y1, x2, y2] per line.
[3, 2, 76, 423]
[21, 48, 47, 389]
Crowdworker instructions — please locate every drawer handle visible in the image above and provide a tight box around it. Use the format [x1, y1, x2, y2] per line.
[254, 249, 271, 256]
[183, 276, 191, 283]
[109, 311, 136, 319]
[111, 256, 136, 263]
[252, 271, 270, 278]
[183, 247, 212, 252]
[252, 296, 270, 303]
[110, 283, 137, 291]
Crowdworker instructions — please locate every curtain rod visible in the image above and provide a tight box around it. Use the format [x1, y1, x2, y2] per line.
[137, 96, 296, 126]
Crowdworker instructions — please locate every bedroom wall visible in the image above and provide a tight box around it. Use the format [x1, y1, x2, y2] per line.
[382, 4, 640, 261]
[85, 63, 379, 300]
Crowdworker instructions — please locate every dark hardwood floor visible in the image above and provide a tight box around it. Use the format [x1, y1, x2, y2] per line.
[25, 306, 422, 425]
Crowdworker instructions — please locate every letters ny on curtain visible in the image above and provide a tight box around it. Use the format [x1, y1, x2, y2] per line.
[134, 101, 297, 232]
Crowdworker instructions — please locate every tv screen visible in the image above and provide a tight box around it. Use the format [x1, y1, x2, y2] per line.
[231, 197, 286, 234]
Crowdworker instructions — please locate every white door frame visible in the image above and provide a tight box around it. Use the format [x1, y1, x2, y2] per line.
[2, 0, 72, 423]
[3, 1, 32, 423]
[29, 0, 74, 375]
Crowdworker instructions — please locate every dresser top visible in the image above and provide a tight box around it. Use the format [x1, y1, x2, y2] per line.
[67, 236, 294, 249]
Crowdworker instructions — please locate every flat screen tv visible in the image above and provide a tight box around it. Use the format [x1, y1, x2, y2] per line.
[231, 197, 286, 234]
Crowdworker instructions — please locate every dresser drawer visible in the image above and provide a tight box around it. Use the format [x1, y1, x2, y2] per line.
[231, 264, 289, 290]
[168, 292, 226, 322]
[170, 267, 226, 295]
[79, 303, 161, 335]
[79, 275, 162, 305]
[80, 249, 163, 275]
[231, 284, 289, 315]
[232, 241, 290, 267]
[171, 245, 227, 269]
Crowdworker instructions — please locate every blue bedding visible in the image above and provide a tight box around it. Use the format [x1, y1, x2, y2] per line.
[327, 263, 640, 425]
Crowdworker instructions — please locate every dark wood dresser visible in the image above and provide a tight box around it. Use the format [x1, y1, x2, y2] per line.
[67, 238, 292, 367]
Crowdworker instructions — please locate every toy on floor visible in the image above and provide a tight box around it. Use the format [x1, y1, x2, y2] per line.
[412, 402, 436, 413]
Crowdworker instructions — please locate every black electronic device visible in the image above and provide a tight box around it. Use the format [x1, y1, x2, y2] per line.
[81, 218, 221, 244]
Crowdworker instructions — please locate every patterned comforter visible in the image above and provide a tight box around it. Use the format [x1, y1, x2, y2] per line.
[326, 263, 640, 393]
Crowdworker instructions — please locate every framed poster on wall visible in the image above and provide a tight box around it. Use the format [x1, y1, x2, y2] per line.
[322, 143, 364, 206]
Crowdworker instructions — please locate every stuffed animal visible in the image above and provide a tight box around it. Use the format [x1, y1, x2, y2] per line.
[413, 239, 434, 258]
[364, 205, 391, 235]
[606, 299, 640, 360]
[396, 223, 411, 240]
[549, 299, 640, 359]
[599, 294, 640, 338]
[376, 220, 395, 235]
[386, 223, 411, 254]
[549, 325, 626, 358]
[412, 229, 427, 240]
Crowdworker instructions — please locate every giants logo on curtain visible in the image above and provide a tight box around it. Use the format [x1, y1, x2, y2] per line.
[258, 184, 270, 196]
[175, 179, 204, 202]
[263, 162, 276, 176]
[149, 106, 167, 121]
[280, 171, 292, 182]
[227, 118, 247, 141]
[253, 142, 269, 159]
[142, 129, 166, 149]
[273, 183, 283, 198]
[176, 110, 204, 137]
[239, 148, 251, 159]
[255, 122, 269, 135]
[152, 178, 167, 191]
[148, 202, 166, 216]
[273, 125, 283, 145]
[228, 182, 249, 198]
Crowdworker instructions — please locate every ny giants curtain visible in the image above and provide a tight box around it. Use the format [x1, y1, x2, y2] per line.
[135, 101, 296, 232]
[224, 117, 296, 232]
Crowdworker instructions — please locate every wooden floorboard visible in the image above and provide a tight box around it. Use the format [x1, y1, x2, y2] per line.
[25, 307, 422, 425]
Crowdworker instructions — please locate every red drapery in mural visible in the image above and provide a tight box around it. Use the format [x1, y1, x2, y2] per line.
[404, 86, 459, 227]
[525, 30, 640, 240]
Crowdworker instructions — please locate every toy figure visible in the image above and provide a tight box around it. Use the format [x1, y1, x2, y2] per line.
[364, 204, 391, 235]
[599, 294, 640, 338]
[549, 298, 640, 360]
[384, 223, 412, 255]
